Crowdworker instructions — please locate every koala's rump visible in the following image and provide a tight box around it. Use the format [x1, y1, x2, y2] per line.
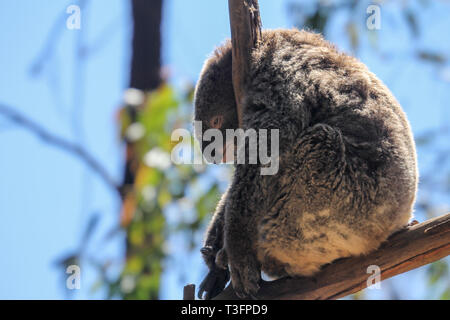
[255, 116, 416, 278]
[256, 199, 412, 278]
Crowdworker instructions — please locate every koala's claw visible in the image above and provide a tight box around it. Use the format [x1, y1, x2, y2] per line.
[198, 267, 230, 300]
[200, 246, 213, 256]
[201, 246, 218, 269]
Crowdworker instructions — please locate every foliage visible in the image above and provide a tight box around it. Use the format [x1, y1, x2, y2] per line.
[52, 84, 223, 299]
[102, 84, 222, 299]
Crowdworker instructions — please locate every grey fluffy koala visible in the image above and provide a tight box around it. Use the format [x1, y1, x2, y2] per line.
[194, 29, 418, 299]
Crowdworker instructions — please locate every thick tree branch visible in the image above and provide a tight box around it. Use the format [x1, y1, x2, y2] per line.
[0, 104, 121, 196]
[228, 0, 262, 127]
[213, 213, 450, 299]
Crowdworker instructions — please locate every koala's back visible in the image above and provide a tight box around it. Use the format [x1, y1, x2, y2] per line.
[228, 29, 419, 277]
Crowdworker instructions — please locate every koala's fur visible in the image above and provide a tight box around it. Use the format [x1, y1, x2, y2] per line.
[194, 29, 418, 299]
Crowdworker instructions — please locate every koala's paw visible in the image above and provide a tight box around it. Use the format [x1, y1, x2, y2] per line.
[229, 255, 261, 299]
[201, 246, 217, 269]
[198, 267, 230, 300]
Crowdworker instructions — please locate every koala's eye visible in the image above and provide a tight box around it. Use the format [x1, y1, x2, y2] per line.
[210, 115, 223, 129]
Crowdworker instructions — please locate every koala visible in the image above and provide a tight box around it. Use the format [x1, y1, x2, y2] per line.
[194, 29, 418, 299]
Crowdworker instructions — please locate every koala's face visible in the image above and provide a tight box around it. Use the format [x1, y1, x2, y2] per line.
[194, 51, 238, 163]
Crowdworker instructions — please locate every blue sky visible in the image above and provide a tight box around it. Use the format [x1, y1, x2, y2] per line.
[0, 0, 448, 299]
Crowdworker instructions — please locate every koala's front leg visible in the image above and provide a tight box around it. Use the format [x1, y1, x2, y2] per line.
[201, 189, 230, 268]
[225, 174, 262, 299]
[198, 191, 230, 300]
[198, 218, 230, 300]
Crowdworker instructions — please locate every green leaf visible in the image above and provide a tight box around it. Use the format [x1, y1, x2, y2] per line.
[125, 255, 144, 274]
[304, 9, 329, 34]
[346, 22, 359, 53]
[440, 287, 450, 300]
[427, 260, 448, 285]
[195, 183, 220, 221]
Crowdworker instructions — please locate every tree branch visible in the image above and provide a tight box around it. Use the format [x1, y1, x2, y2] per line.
[213, 213, 450, 300]
[0, 104, 121, 196]
[228, 0, 262, 127]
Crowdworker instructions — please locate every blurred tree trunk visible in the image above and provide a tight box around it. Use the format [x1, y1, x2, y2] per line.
[123, 0, 162, 191]
[120, 0, 163, 300]
[129, 0, 162, 91]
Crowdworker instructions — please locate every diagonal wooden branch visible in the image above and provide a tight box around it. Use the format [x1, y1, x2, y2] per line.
[212, 213, 450, 300]
[0, 104, 121, 196]
[228, 0, 262, 127]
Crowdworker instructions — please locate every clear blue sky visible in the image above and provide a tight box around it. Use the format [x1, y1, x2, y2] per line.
[0, 0, 448, 299]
